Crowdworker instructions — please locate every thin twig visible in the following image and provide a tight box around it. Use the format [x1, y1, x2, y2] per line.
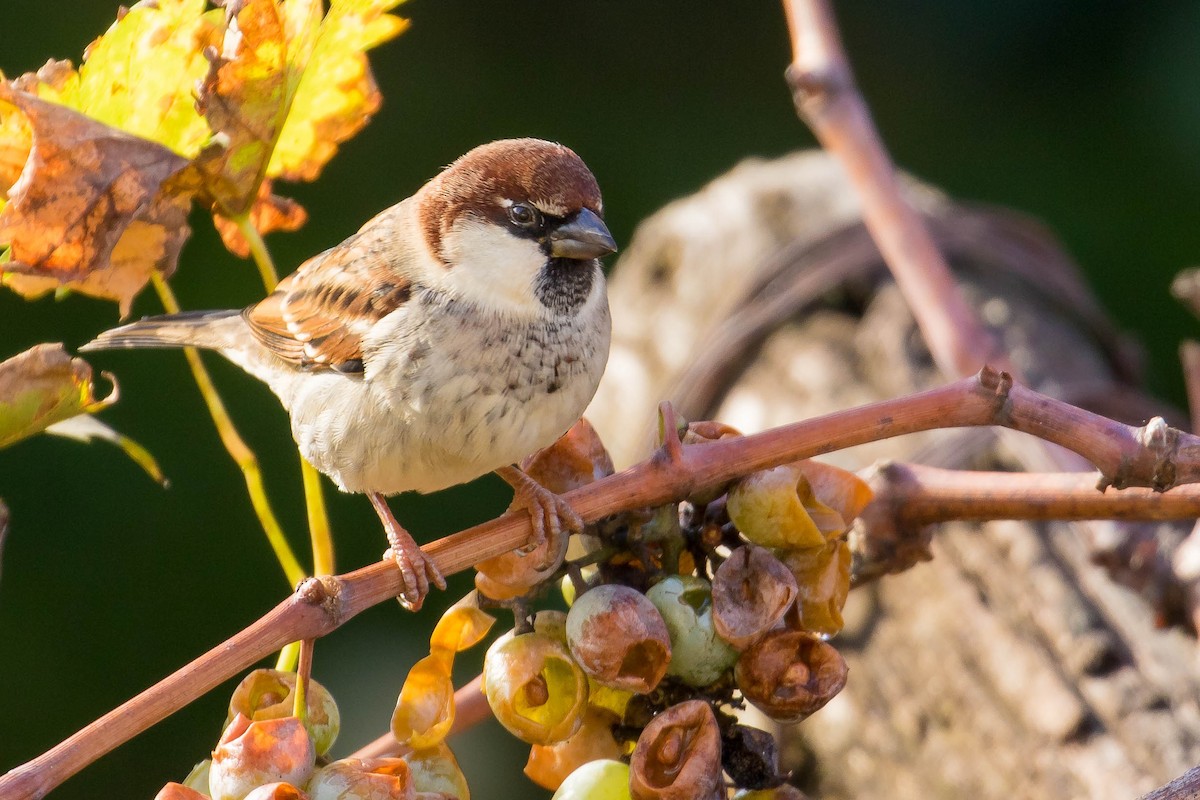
[151, 273, 306, 587]
[5, 369, 1200, 800]
[781, 0, 998, 378]
[234, 214, 335, 578]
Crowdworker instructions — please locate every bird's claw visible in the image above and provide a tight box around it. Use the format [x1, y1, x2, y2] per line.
[501, 467, 583, 570]
[385, 544, 446, 612]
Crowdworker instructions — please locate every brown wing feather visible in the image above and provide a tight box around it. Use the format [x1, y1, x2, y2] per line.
[244, 225, 413, 373]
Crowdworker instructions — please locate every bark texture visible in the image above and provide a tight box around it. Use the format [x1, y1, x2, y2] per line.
[584, 151, 1200, 799]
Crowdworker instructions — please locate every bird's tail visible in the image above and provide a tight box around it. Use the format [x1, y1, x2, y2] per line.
[80, 310, 243, 352]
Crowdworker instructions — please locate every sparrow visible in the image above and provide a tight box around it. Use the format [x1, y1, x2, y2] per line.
[83, 138, 616, 610]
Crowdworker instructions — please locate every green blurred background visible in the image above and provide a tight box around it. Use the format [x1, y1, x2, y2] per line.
[2, 2, 1199, 797]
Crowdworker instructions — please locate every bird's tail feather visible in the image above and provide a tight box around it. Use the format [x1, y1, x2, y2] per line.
[80, 310, 242, 352]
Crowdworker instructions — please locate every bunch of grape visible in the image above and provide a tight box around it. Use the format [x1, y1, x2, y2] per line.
[153, 666, 467, 799]
[154, 418, 869, 799]
[467, 420, 868, 799]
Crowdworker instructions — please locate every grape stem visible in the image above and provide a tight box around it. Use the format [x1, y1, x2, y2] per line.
[6, 369, 1200, 799]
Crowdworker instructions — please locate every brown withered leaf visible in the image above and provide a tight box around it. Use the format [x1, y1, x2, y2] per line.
[0, 88, 193, 314]
[212, 179, 308, 257]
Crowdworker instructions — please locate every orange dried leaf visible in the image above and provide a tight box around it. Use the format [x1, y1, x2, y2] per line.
[0, 343, 114, 448]
[391, 654, 455, 749]
[213, 180, 308, 257]
[197, 0, 406, 227]
[154, 784, 209, 800]
[0, 88, 193, 313]
[525, 707, 624, 791]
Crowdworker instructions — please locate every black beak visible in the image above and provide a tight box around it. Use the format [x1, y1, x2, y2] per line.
[548, 208, 617, 260]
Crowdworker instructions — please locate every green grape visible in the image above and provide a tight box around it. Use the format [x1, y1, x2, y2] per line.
[645, 576, 738, 687]
[551, 760, 632, 800]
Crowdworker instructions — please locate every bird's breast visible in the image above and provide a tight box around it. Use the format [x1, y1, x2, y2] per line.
[287, 287, 611, 496]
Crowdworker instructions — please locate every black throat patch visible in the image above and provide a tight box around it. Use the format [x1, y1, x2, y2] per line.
[534, 258, 598, 315]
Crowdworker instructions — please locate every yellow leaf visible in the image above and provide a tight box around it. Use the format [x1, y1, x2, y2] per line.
[195, 0, 290, 216]
[44, 414, 167, 486]
[71, 0, 219, 157]
[0, 343, 114, 449]
[268, 0, 409, 182]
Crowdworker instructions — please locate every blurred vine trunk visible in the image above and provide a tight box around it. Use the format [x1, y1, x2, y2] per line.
[584, 151, 1200, 800]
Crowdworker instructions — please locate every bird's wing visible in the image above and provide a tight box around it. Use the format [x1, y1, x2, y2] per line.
[244, 220, 413, 374]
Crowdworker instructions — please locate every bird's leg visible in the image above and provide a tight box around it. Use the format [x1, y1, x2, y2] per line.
[368, 492, 446, 611]
[495, 465, 584, 568]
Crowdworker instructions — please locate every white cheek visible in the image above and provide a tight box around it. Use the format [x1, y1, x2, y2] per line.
[439, 218, 546, 315]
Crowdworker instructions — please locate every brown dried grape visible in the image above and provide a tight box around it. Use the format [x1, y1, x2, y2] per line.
[525, 706, 625, 791]
[404, 743, 470, 800]
[209, 714, 315, 800]
[566, 584, 672, 694]
[734, 631, 847, 723]
[226, 669, 340, 757]
[520, 418, 615, 494]
[307, 757, 412, 800]
[726, 465, 840, 550]
[779, 541, 851, 636]
[681, 420, 743, 504]
[794, 460, 873, 525]
[712, 545, 798, 650]
[483, 630, 589, 745]
[722, 724, 782, 791]
[629, 700, 723, 800]
[475, 530, 568, 599]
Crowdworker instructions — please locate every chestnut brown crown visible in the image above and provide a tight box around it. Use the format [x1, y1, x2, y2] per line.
[418, 138, 605, 264]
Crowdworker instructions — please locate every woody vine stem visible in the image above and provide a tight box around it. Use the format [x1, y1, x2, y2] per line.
[4, 369, 1200, 800]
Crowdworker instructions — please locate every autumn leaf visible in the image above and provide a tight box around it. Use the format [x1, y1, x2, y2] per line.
[69, 0, 219, 157]
[196, 0, 406, 247]
[195, 0, 291, 216]
[212, 179, 308, 257]
[0, 343, 164, 481]
[0, 343, 115, 448]
[0, 88, 194, 314]
[269, 0, 409, 183]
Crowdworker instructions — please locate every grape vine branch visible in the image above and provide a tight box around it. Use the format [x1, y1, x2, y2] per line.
[4, 367, 1200, 800]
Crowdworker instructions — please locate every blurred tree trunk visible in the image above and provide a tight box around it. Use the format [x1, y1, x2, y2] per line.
[585, 151, 1200, 799]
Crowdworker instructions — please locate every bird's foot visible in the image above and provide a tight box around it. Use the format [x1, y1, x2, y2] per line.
[369, 492, 446, 611]
[496, 464, 583, 569]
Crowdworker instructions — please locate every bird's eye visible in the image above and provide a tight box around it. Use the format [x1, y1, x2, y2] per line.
[507, 203, 541, 229]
